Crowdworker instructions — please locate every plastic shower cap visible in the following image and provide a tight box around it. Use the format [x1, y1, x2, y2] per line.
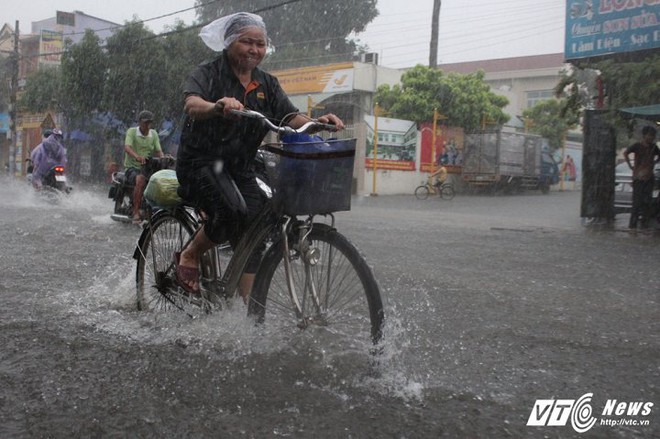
[199, 12, 267, 51]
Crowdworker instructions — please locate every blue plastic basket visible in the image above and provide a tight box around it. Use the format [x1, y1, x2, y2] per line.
[263, 139, 356, 215]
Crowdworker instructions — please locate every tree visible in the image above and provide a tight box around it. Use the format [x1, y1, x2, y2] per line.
[0, 56, 11, 112]
[18, 66, 61, 113]
[20, 21, 214, 129]
[160, 21, 214, 121]
[556, 54, 660, 125]
[522, 99, 578, 151]
[59, 30, 107, 133]
[103, 21, 170, 124]
[375, 65, 509, 132]
[194, 0, 378, 69]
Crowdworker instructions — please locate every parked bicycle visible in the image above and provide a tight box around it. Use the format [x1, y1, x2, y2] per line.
[414, 180, 456, 200]
[133, 109, 384, 345]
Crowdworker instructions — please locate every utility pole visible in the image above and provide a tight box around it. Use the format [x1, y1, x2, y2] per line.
[307, 94, 324, 118]
[8, 20, 19, 176]
[371, 103, 381, 196]
[429, 0, 442, 68]
[431, 109, 447, 171]
[432, 108, 438, 171]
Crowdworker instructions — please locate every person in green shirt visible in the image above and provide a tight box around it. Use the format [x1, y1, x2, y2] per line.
[123, 110, 163, 223]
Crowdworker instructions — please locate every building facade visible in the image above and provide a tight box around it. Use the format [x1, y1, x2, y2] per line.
[273, 53, 572, 195]
[1, 12, 120, 177]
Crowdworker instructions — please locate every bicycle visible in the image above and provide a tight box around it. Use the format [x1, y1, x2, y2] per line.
[414, 179, 456, 200]
[133, 109, 384, 345]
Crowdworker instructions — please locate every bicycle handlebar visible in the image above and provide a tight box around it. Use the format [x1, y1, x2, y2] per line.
[229, 109, 337, 135]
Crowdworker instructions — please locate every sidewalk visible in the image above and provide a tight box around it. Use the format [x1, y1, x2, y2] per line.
[349, 190, 660, 237]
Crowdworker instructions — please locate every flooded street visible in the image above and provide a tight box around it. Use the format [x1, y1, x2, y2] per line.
[1, 177, 658, 438]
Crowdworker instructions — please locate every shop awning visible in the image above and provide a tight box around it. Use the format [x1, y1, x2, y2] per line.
[619, 104, 660, 120]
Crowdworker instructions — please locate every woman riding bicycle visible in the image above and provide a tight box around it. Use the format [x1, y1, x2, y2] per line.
[175, 12, 344, 297]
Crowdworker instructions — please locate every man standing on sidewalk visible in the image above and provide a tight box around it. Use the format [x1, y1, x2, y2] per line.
[624, 126, 659, 230]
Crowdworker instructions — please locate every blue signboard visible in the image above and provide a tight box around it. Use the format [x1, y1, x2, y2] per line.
[565, 0, 660, 61]
[0, 113, 9, 133]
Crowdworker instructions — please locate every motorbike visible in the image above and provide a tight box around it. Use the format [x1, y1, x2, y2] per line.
[38, 165, 73, 202]
[108, 156, 175, 223]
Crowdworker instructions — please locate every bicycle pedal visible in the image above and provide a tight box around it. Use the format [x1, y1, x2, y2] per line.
[200, 278, 229, 298]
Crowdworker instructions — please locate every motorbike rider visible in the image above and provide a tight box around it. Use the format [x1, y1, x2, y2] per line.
[123, 110, 164, 224]
[30, 128, 67, 190]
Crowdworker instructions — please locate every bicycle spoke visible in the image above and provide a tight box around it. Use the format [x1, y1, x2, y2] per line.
[251, 225, 383, 344]
[136, 211, 197, 313]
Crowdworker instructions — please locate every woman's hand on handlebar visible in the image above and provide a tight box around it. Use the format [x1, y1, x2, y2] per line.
[316, 113, 344, 131]
[287, 113, 344, 133]
[184, 95, 244, 120]
[214, 97, 244, 118]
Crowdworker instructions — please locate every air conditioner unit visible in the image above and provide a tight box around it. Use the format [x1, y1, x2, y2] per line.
[361, 52, 379, 65]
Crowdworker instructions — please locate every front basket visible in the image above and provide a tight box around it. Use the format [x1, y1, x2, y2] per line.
[263, 138, 356, 216]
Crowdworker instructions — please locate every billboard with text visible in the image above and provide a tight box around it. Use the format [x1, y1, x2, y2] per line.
[272, 62, 354, 95]
[565, 0, 660, 61]
[40, 30, 62, 66]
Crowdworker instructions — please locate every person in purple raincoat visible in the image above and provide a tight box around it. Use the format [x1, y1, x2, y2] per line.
[30, 129, 67, 189]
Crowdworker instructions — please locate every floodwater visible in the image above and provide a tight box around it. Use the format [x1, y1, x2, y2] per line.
[1, 176, 658, 438]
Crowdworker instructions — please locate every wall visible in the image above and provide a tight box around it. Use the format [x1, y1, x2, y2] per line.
[361, 134, 434, 196]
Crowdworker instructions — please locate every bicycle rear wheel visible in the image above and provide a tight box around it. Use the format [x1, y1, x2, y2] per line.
[414, 185, 430, 200]
[250, 224, 384, 345]
[135, 209, 196, 311]
[441, 184, 456, 200]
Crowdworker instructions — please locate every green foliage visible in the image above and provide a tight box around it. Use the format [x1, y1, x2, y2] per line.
[375, 65, 509, 132]
[18, 66, 61, 113]
[160, 21, 214, 119]
[17, 0, 379, 137]
[557, 54, 660, 125]
[194, 0, 378, 68]
[0, 56, 10, 112]
[19, 20, 215, 142]
[103, 21, 170, 124]
[60, 30, 106, 119]
[597, 54, 660, 110]
[522, 99, 577, 151]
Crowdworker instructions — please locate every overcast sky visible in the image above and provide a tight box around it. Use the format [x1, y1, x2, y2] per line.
[3, 0, 565, 68]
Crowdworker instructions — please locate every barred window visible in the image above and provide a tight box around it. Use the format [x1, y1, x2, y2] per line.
[526, 90, 555, 108]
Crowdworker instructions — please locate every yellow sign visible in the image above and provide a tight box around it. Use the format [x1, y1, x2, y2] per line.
[40, 30, 63, 66]
[272, 62, 354, 95]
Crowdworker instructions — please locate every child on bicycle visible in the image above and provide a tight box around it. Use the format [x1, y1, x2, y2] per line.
[428, 159, 448, 190]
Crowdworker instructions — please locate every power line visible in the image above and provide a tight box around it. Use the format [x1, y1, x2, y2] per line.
[14, 0, 565, 69]
[57, 0, 219, 38]
[16, 0, 306, 59]
[355, 1, 564, 68]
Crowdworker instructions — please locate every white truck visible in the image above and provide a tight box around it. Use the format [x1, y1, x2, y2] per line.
[461, 130, 559, 193]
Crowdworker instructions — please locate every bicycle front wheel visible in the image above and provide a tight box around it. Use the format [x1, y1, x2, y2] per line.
[414, 185, 430, 200]
[441, 184, 456, 200]
[250, 224, 384, 344]
[135, 209, 195, 312]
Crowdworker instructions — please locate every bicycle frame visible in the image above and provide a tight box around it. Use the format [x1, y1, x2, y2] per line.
[422, 180, 440, 195]
[215, 209, 337, 323]
[138, 198, 335, 324]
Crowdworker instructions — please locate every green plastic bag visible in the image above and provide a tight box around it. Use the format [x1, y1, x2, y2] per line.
[144, 169, 182, 208]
